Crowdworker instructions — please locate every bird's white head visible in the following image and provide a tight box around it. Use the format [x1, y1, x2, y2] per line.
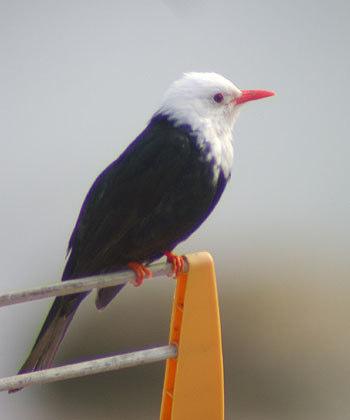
[158, 72, 274, 132]
[157, 72, 274, 178]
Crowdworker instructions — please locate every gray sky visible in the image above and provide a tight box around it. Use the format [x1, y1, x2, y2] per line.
[0, 1, 349, 419]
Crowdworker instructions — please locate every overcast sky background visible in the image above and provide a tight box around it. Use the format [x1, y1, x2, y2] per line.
[0, 1, 349, 419]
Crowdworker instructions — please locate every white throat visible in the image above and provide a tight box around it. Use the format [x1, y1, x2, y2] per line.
[158, 105, 238, 179]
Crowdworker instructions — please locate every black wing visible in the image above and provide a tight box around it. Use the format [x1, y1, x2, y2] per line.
[63, 116, 227, 281]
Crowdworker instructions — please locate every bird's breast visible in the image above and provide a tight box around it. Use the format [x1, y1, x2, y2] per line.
[192, 126, 233, 182]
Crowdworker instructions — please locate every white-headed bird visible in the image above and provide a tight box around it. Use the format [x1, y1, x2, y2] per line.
[14, 72, 274, 387]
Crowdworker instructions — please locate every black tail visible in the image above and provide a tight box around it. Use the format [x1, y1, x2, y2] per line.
[95, 284, 125, 310]
[9, 292, 86, 393]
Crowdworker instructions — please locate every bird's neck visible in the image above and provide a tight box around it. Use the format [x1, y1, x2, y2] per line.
[194, 119, 234, 180]
[157, 110, 234, 180]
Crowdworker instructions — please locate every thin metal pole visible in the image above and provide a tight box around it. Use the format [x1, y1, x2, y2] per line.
[0, 345, 177, 392]
[0, 260, 188, 308]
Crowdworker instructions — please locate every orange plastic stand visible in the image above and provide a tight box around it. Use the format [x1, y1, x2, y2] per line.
[160, 252, 224, 420]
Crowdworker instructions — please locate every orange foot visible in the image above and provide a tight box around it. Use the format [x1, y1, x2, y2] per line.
[165, 251, 185, 277]
[128, 262, 152, 287]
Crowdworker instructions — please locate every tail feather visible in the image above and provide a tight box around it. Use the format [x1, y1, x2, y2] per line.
[95, 284, 125, 310]
[9, 293, 86, 393]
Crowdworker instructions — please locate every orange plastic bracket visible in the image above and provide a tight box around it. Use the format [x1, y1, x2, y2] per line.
[160, 251, 224, 420]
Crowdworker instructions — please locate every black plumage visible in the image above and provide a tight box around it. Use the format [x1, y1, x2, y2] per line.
[15, 114, 228, 379]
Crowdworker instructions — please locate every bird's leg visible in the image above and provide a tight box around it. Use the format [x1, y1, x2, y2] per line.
[165, 251, 185, 277]
[127, 262, 152, 287]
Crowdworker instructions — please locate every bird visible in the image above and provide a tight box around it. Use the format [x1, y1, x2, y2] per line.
[13, 72, 274, 388]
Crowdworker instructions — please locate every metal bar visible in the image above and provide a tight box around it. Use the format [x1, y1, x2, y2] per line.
[0, 345, 177, 392]
[0, 260, 188, 308]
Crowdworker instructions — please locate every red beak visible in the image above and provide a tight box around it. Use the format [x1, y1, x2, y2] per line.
[235, 89, 275, 105]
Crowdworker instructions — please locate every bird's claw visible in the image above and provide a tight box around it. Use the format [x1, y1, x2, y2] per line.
[128, 262, 152, 287]
[165, 251, 185, 277]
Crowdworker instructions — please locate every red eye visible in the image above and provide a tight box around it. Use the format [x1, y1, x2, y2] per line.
[213, 93, 224, 103]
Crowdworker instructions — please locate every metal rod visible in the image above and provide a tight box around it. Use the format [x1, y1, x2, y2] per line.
[0, 260, 188, 308]
[0, 345, 177, 392]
